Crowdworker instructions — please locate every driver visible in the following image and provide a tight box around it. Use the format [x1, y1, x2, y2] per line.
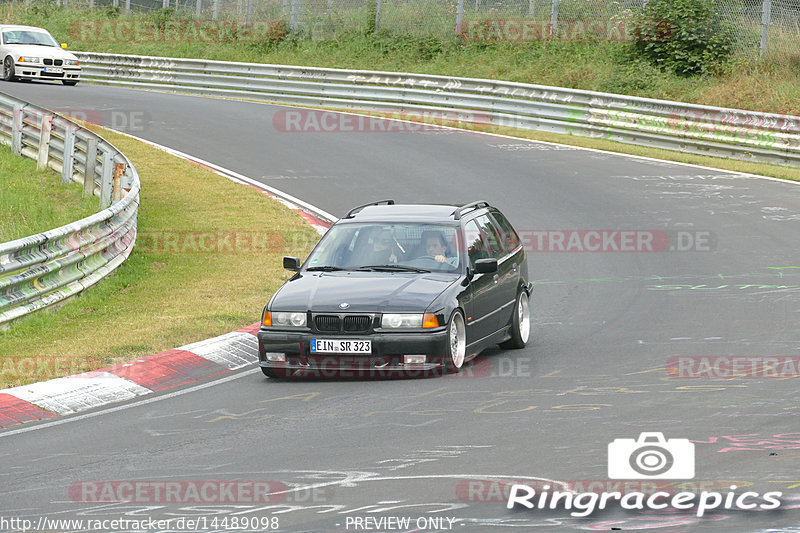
[421, 231, 458, 266]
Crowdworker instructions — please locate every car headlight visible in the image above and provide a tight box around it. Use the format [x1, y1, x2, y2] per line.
[64, 59, 79, 66]
[19, 56, 40, 63]
[264, 311, 307, 327]
[381, 313, 425, 329]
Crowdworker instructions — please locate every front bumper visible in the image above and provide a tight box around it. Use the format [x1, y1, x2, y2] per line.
[14, 64, 81, 81]
[257, 328, 450, 378]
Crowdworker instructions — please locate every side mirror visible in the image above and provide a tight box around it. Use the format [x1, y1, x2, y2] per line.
[61, 43, 68, 49]
[283, 256, 301, 272]
[474, 258, 498, 274]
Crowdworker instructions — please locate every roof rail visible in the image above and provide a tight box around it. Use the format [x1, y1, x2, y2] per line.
[452, 201, 490, 220]
[344, 199, 395, 218]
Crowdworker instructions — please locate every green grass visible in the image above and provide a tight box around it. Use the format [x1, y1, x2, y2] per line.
[3, 3, 799, 115]
[0, 143, 98, 242]
[0, 127, 320, 388]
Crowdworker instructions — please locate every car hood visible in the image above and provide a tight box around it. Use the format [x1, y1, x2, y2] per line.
[271, 271, 460, 313]
[7, 45, 77, 60]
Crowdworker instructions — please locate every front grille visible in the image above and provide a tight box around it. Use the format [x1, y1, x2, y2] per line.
[43, 59, 63, 66]
[41, 71, 64, 77]
[343, 315, 371, 332]
[314, 315, 340, 332]
[313, 314, 373, 333]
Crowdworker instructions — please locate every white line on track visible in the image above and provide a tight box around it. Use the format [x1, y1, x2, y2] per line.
[0, 369, 254, 438]
[89, 85, 799, 187]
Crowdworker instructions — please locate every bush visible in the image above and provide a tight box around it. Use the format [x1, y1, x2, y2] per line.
[632, 0, 734, 76]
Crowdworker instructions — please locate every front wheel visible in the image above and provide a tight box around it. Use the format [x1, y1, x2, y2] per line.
[62, 80, 78, 86]
[3, 56, 17, 82]
[261, 367, 277, 378]
[443, 310, 466, 373]
[500, 290, 531, 349]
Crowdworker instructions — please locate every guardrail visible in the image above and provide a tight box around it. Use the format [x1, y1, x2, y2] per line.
[0, 92, 139, 325]
[74, 51, 800, 168]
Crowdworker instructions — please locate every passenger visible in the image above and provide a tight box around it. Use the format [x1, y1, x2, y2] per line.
[366, 229, 399, 264]
[420, 231, 458, 266]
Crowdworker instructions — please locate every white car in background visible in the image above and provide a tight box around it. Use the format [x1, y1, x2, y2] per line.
[0, 25, 80, 86]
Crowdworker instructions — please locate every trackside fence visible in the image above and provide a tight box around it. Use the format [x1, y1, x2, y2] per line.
[74, 52, 800, 168]
[0, 92, 140, 325]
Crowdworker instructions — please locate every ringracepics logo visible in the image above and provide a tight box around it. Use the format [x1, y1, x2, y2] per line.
[506, 433, 783, 517]
[608, 432, 694, 479]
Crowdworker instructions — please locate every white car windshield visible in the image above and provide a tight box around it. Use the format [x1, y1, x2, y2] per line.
[305, 223, 462, 272]
[3, 30, 60, 47]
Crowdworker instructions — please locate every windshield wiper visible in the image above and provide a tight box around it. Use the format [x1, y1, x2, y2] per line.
[357, 265, 430, 273]
[305, 265, 350, 272]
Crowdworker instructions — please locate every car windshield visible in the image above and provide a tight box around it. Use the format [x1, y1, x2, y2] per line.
[3, 30, 60, 47]
[304, 223, 462, 273]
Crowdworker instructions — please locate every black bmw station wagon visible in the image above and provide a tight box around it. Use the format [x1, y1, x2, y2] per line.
[258, 200, 532, 378]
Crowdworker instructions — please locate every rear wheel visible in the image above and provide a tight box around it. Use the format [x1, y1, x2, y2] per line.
[3, 56, 17, 82]
[500, 291, 531, 349]
[443, 310, 466, 373]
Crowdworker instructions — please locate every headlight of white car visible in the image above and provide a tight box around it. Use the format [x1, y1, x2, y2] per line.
[63, 59, 79, 66]
[19, 57, 40, 63]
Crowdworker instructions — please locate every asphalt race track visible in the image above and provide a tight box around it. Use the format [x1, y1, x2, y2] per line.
[1, 81, 800, 532]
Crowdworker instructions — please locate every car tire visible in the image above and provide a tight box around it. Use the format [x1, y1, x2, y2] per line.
[500, 290, 531, 349]
[443, 310, 467, 374]
[3, 56, 17, 82]
[62, 80, 78, 86]
[261, 367, 277, 378]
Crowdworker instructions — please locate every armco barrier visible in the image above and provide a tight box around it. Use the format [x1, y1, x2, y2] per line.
[0, 92, 139, 325]
[74, 52, 800, 168]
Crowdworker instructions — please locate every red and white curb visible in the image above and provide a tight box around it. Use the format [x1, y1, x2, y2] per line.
[0, 325, 258, 428]
[0, 135, 334, 431]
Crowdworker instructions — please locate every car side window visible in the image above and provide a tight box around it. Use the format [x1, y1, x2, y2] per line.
[475, 215, 505, 260]
[463, 220, 486, 267]
[490, 210, 522, 254]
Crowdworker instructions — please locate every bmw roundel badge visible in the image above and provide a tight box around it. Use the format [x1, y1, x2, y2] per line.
[339, 302, 350, 309]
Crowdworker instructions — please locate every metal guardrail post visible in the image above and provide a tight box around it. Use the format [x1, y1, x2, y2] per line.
[113, 162, 126, 203]
[99, 149, 114, 209]
[37, 114, 54, 171]
[455, 0, 463, 39]
[84, 138, 99, 198]
[290, 0, 299, 31]
[550, 0, 559, 37]
[760, 0, 772, 59]
[11, 104, 22, 156]
[62, 125, 76, 185]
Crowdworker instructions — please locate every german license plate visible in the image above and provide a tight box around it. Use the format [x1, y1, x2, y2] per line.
[311, 339, 371, 354]
[44, 67, 63, 73]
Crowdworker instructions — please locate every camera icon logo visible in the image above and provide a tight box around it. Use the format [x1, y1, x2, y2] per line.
[608, 432, 695, 479]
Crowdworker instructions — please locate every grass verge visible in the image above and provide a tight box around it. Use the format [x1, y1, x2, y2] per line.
[0, 143, 98, 242]
[0, 126, 320, 389]
[1, 4, 799, 115]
